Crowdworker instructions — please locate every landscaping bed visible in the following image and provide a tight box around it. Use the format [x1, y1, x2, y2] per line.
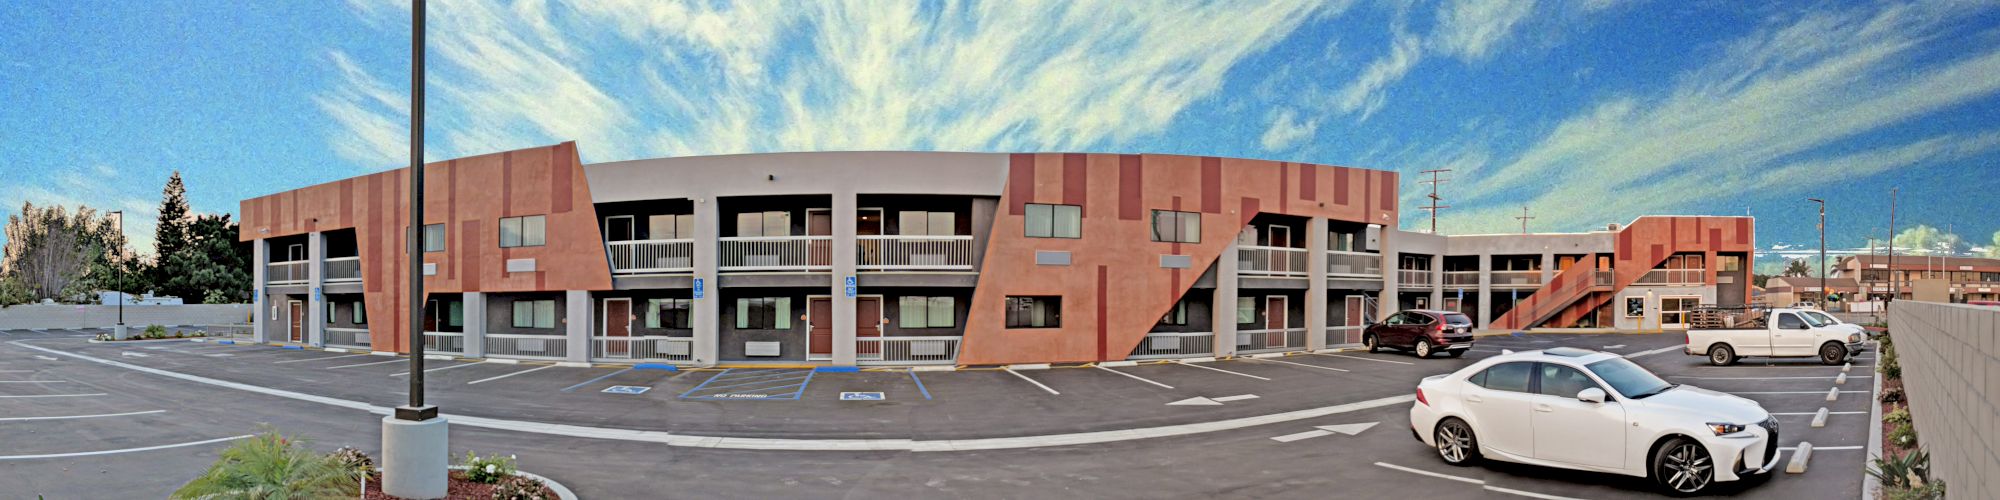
[1868, 329, 1944, 499]
[362, 470, 555, 500]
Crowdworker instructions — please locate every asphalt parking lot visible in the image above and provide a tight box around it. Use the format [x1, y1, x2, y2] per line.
[0, 327, 1874, 498]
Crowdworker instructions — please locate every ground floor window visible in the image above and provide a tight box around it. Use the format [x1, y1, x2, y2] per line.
[1623, 297, 1644, 318]
[1005, 296, 1061, 328]
[512, 300, 556, 328]
[898, 296, 955, 328]
[735, 297, 792, 330]
[647, 298, 692, 329]
[1159, 299, 1189, 326]
[352, 301, 367, 325]
[1236, 297, 1256, 324]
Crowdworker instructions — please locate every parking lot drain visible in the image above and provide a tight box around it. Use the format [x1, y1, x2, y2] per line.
[814, 366, 860, 373]
[1786, 442, 1813, 473]
[634, 363, 677, 371]
[1811, 407, 1829, 428]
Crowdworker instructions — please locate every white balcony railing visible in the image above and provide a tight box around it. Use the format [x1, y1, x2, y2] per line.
[719, 235, 832, 271]
[1443, 271, 1481, 286]
[856, 235, 976, 271]
[607, 239, 695, 274]
[1634, 269, 1705, 286]
[1237, 327, 1308, 354]
[266, 260, 309, 284]
[423, 331, 465, 355]
[201, 324, 253, 340]
[1490, 270, 1545, 287]
[1594, 270, 1616, 287]
[1326, 325, 1363, 347]
[591, 336, 694, 362]
[1128, 331, 1215, 360]
[323, 257, 362, 283]
[856, 336, 961, 365]
[1240, 245, 1310, 277]
[485, 333, 567, 360]
[1326, 250, 1383, 278]
[325, 327, 370, 349]
[1398, 269, 1435, 287]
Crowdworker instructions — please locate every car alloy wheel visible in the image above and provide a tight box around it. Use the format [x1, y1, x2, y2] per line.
[1657, 440, 1714, 494]
[1434, 419, 1477, 465]
[1415, 339, 1432, 358]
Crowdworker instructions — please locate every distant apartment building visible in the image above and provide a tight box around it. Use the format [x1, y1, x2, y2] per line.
[239, 143, 1754, 367]
[1833, 254, 2000, 303]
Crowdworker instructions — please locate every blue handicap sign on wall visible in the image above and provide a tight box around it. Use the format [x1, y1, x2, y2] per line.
[692, 278, 705, 299]
[602, 385, 652, 395]
[845, 286, 857, 298]
[844, 276, 857, 287]
[840, 392, 884, 401]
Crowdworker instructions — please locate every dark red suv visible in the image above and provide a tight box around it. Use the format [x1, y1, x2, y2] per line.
[1362, 309, 1475, 358]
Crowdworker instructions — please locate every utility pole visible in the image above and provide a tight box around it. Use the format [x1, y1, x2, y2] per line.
[1515, 206, 1534, 234]
[383, 1, 447, 497]
[1808, 198, 1825, 307]
[1418, 169, 1451, 234]
[1887, 187, 1896, 304]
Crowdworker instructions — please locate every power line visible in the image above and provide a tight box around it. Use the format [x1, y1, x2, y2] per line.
[1515, 206, 1535, 234]
[1418, 169, 1451, 234]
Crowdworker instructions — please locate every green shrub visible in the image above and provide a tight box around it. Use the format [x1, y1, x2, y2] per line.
[1871, 448, 1944, 499]
[492, 475, 552, 500]
[143, 324, 167, 339]
[1884, 405, 1911, 425]
[1885, 482, 1946, 500]
[171, 430, 362, 499]
[460, 451, 517, 484]
[1889, 422, 1919, 448]
[328, 446, 373, 475]
[1881, 386, 1905, 404]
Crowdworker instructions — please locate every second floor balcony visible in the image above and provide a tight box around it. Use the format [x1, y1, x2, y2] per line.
[324, 256, 361, 283]
[857, 235, 975, 271]
[1490, 270, 1544, 287]
[1241, 245, 1310, 277]
[1634, 268, 1704, 286]
[266, 260, 308, 285]
[1399, 269, 1435, 287]
[607, 239, 696, 275]
[720, 235, 833, 272]
[1325, 250, 1382, 278]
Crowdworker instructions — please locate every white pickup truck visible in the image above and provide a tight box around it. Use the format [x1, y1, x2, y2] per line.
[1685, 307, 1866, 366]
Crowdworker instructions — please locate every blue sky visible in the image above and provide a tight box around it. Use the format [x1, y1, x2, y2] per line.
[4, 0, 1998, 259]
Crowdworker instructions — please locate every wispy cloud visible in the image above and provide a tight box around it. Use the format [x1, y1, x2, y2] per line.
[1333, 30, 1424, 121]
[312, 50, 409, 169]
[1431, 0, 1537, 62]
[0, 165, 160, 256]
[1259, 108, 1320, 151]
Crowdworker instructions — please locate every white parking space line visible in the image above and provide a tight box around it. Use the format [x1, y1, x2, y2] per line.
[1672, 375, 1869, 380]
[1173, 361, 1272, 381]
[273, 353, 371, 364]
[0, 410, 166, 422]
[1247, 358, 1349, 372]
[1373, 462, 1483, 485]
[1005, 368, 1061, 395]
[1780, 445, 1863, 451]
[326, 359, 405, 369]
[0, 434, 252, 461]
[467, 364, 556, 385]
[1772, 411, 1866, 416]
[392, 360, 489, 377]
[0, 393, 105, 398]
[1621, 345, 1683, 358]
[0, 380, 66, 384]
[1093, 365, 1173, 389]
[1483, 485, 1588, 500]
[1310, 353, 1413, 365]
[1271, 429, 1334, 442]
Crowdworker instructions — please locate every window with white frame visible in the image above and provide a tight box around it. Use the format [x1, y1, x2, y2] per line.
[1236, 296, 1255, 324]
[735, 211, 792, 237]
[734, 297, 792, 330]
[898, 296, 956, 328]
[499, 215, 547, 248]
[1159, 299, 1189, 326]
[1004, 296, 1061, 328]
[352, 300, 367, 325]
[423, 224, 446, 252]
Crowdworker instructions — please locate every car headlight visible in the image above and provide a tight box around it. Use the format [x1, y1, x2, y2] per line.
[1707, 422, 1746, 435]
[1849, 333, 1861, 343]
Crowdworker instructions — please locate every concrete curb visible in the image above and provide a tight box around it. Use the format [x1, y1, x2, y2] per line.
[84, 337, 213, 345]
[1863, 352, 1884, 500]
[442, 465, 578, 500]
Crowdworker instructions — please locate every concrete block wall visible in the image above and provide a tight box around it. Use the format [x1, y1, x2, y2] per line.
[0, 304, 252, 330]
[1886, 301, 2000, 500]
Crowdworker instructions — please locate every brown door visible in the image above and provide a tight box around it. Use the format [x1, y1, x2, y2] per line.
[1265, 296, 1287, 347]
[808, 211, 832, 267]
[1344, 296, 1366, 344]
[809, 298, 833, 358]
[287, 301, 304, 343]
[856, 297, 882, 357]
[605, 299, 631, 356]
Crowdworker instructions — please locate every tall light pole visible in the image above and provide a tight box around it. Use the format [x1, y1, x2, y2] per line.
[1887, 188, 1896, 303]
[382, 1, 446, 497]
[110, 210, 125, 339]
[1808, 198, 1825, 308]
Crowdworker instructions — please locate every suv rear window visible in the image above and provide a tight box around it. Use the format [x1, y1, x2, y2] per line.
[1443, 313, 1473, 326]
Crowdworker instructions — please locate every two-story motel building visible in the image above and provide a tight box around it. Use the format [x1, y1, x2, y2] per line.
[241, 143, 1754, 367]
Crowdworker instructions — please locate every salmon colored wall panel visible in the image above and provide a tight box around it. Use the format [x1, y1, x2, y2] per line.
[959, 154, 1394, 365]
[238, 143, 611, 353]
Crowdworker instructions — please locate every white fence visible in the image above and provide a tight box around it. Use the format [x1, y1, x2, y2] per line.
[1399, 269, 1435, 287]
[1633, 268, 1704, 286]
[1240, 245, 1309, 277]
[484, 333, 567, 360]
[266, 261, 309, 284]
[1490, 270, 1544, 287]
[591, 336, 694, 362]
[1444, 271, 1480, 286]
[1326, 325, 1363, 347]
[202, 323, 253, 340]
[423, 331, 465, 355]
[1325, 250, 1382, 278]
[856, 336, 961, 365]
[1237, 327, 1308, 353]
[325, 327, 370, 349]
[1128, 331, 1215, 359]
[856, 236, 976, 271]
[0, 304, 251, 330]
[719, 236, 832, 271]
[606, 239, 695, 274]
[323, 257, 362, 283]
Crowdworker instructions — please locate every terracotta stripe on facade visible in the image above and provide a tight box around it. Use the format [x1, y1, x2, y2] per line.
[1299, 162, 1316, 201]
[1118, 154, 1142, 221]
[1062, 153, 1088, 215]
[1008, 153, 1035, 215]
[1334, 168, 1349, 206]
[1200, 157, 1221, 214]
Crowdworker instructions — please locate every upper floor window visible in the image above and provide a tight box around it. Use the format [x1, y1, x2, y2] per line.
[499, 215, 546, 248]
[1150, 210, 1200, 243]
[735, 211, 791, 237]
[650, 214, 695, 240]
[1005, 296, 1062, 328]
[1024, 203, 1081, 239]
[1719, 255, 1743, 272]
[898, 211, 957, 236]
[422, 224, 446, 252]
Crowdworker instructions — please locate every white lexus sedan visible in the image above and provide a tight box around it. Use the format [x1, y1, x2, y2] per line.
[1408, 348, 1780, 496]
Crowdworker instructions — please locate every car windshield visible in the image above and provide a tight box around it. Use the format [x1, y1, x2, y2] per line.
[1799, 312, 1831, 327]
[1585, 358, 1675, 399]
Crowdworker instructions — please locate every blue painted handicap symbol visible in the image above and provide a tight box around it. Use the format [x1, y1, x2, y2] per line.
[602, 385, 652, 395]
[844, 276, 857, 287]
[840, 392, 885, 401]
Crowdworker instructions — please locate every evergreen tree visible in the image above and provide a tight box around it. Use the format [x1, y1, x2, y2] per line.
[152, 171, 191, 286]
[159, 214, 251, 304]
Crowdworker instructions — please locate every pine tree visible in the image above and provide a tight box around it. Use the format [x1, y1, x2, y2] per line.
[152, 171, 191, 289]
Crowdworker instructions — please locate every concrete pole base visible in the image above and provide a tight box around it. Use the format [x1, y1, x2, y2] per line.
[380, 414, 450, 499]
[113, 324, 129, 340]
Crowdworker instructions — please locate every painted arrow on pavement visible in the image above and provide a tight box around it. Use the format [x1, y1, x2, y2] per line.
[1272, 422, 1379, 442]
[1167, 394, 1259, 406]
[121, 352, 151, 358]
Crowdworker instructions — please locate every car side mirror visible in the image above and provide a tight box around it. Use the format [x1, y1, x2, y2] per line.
[1577, 387, 1607, 404]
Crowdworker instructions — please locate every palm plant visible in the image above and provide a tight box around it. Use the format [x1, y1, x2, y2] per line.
[171, 430, 362, 499]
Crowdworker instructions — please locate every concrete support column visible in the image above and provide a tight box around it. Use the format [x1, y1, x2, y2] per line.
[831, 192, 858, 366]
[1540, 252, 1556, 286]
[691, 197, 720, 366]
[252, 240, 268, 343]
[462, 292, 486, 358]
[1430, 254, 1445, 310]
[1477, 254, 1494, 329]
[1379, 228, 1400, 318]
[1212, 242, 1240, 357]
[565, 290, 589, 363]
[1306, 218, 1328, 351]
[307, 232, 325, 347]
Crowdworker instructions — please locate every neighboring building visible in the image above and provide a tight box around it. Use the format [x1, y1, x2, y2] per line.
[239, 143, 1754, 367]
[1762, 276, 1860, 308]
[1832, 254, 2000, 303]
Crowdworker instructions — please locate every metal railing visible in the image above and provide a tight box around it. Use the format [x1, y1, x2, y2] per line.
[201, 324, 253, 340]
[591, 336, 694, 362]
[1399, 269, 1435, 287]
[424, 331, 465, 355]
[606, 239, 695, 274]
[1241, 245, 1310, 277]
[1128, 331, 1215, 359]
[323, 257, 362, 283]
[856, 235, 976, 271]
[266, 260, 309, 284]
[1326, 250, 1383, 278]
[1443, 271, 1481, 286]
[1633, 268, 1705, 286]
[856, 336, 961, 365]
[325, 327, 371, 349]
[484, 333, 567, 360]
[1327, 325, 1363, 347]
[1593, 270, 1616, 287]
[1490, 270, 1545, 287]
[1237, 327, 1308, 354]
[719, 235, 833, 271]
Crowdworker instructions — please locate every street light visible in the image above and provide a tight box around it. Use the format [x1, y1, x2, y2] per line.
[382, 1, 446, 497]
[110, 210, 125, 339]
[1807, 198, 1825, 309]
